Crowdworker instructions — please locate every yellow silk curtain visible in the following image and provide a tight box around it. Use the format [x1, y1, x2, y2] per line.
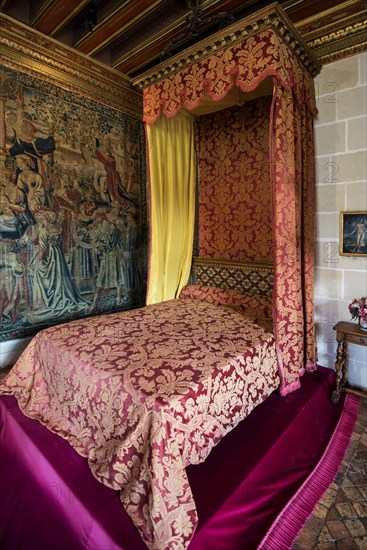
[146, 111, 196, 304]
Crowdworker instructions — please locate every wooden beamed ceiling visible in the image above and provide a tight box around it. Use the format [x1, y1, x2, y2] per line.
[1, 0, 366, 77]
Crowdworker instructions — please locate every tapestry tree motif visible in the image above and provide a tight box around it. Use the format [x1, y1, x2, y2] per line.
[0, 67, 146, 342]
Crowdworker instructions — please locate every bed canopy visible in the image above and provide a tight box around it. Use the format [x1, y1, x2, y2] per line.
[132, 2, 321, 396]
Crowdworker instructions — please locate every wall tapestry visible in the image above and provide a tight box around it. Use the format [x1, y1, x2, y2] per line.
[196, 96, 273, 262]
[0, 67, 147, 342]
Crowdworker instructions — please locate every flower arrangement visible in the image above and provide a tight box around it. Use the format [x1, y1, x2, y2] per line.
[348, 297, 367, 330]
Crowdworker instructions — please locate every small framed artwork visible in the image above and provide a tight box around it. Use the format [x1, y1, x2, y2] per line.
[340, 211, 367, 257]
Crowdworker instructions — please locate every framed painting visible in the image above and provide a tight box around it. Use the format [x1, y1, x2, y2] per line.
[339, 211, 367, 257]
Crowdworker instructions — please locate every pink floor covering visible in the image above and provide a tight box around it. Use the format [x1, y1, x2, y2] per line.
[0, 366, 359, 550]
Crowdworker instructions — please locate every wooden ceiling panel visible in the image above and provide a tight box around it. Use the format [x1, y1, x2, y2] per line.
[1, 0, 366, 77]
[32, 0, 90, 35]
[75, 0, 167, 55]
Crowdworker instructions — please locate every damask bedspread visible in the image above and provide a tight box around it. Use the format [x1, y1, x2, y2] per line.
[0, 287, 279, 549]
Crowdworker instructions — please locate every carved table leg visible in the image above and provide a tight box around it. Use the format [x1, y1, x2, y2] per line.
[341, 342, 349, 390]
[331, 339, 345, 404]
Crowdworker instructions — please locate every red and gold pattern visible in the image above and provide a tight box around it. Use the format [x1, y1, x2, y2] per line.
[180, 285, 273, 331]
[143, 30, 317, 124]
[0, 292, 279, 549]
[143, 25, 318, 396]
[196, 96, 273, 262]
[270, 83, 317, 393]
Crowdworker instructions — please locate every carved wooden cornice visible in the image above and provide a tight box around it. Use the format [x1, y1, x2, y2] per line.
[131, 3, 321, 90]
[295, 0, 367, 65]
[0, 12, 143, 118]
[309, 23, 367, 65]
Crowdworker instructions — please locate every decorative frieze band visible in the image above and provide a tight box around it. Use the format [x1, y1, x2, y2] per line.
[0, 13, 142, 118]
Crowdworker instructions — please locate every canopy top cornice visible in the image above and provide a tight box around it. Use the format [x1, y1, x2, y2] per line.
[131, 2, 322, 90]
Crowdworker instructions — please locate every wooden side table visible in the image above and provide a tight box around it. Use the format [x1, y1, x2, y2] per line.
[331, 321, 367, 403]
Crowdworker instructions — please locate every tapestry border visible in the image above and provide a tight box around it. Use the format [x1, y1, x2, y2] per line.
[0, 13, 142, 119]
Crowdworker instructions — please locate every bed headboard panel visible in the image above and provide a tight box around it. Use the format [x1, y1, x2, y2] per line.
[191, 257, 274, 297]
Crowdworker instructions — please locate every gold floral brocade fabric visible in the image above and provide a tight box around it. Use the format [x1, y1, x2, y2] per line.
[143, 26, 318, 396]
[143, 30, 317, 124]
[0, 290, 279, 549]
[270, 83, 317, 392]
[196, 97, 273, 262]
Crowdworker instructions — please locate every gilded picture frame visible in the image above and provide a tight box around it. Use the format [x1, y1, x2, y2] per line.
[340, 211, 367, 257]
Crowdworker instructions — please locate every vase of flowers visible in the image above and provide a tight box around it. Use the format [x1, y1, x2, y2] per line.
[348, 297, 367, 331]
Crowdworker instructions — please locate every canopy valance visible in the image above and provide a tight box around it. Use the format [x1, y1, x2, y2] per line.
[143, 28, 318, 124]
[133, 3, 321, 123]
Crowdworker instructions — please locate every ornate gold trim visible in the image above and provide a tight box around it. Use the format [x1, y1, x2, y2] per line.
[131, 3, 321, 89]
[308, 21, 367, 49]
[309, 24, 367, 60]
[321, 42, 367, 65]
[295, 0, 367, 64]
[0, 13, 143, 118]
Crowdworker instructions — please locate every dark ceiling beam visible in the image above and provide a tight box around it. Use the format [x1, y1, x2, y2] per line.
[285, 0, 351, 22]
[111, 0, 257, 74]
[1, 0, 366, 76]
[75, 0, 168, 55]
[74, 0, 234, 57]
[31, 0, 90, 36]
[113, 34, 182, 75]
[112, 13, 192, 73]
[0, 0, 13, 10]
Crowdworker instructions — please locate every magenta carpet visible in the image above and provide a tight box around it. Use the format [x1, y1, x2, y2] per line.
[0, 366, 359, 550]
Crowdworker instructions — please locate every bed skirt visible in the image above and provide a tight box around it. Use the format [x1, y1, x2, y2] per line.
[0, 366, 352, 550]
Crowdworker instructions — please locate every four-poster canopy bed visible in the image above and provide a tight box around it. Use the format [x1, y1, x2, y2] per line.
[0, 4, 322, 550]
[134, 2, 321, 394]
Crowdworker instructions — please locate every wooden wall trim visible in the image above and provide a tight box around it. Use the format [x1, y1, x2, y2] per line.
[0, 13, 143, 118]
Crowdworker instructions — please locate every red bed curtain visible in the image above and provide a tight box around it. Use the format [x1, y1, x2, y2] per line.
[270, 81, 317, 394]
[143, 29, 318, 395]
